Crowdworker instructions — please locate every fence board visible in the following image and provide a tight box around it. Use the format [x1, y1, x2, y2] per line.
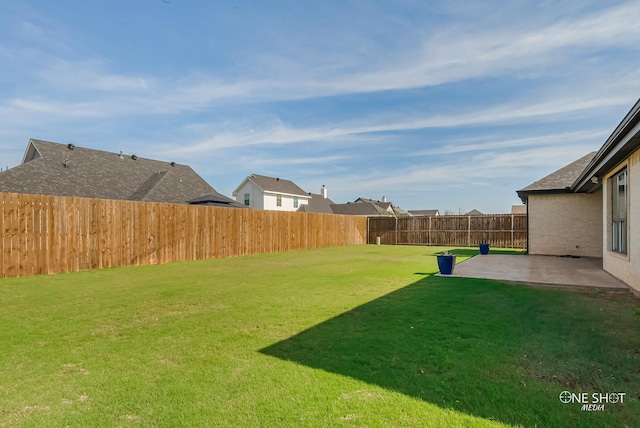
[0, 195, 4, 278]
[368, 214, 527, 248]
[2, 194, 15, 278]
[0, 192, 367, 278]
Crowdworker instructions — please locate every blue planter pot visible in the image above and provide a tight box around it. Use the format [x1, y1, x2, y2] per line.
[437, 254, 456, 275]
[479, 243, 490, 255]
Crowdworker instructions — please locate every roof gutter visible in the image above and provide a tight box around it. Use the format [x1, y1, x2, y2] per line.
[516, 188, 572, 204]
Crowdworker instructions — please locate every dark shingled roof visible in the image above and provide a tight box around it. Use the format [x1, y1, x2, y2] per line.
[186, 194, 244, 208]
[330, 202, 391, 216]
[245, 174, 308, 196]
[353, 197, 411, 216]
[465, 209, 483, 216]
[0, 139, 233, 204]
[517, 151, 598, 201]
[517, 99, 640, 202]
[297, 193, 335, 214]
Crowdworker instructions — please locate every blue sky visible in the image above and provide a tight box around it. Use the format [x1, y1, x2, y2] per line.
[2, 1, 640, 213]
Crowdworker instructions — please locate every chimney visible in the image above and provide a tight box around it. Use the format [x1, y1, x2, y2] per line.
[382, 196, 387, 203]
[321, 185, 328, 199]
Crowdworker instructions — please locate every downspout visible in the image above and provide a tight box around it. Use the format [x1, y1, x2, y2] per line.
[525, 200, 529, 254]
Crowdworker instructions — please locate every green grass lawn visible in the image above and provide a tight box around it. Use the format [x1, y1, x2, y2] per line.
[0, 245, 638, 427]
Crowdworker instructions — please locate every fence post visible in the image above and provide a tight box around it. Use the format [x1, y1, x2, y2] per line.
[511, 214, 514, 248]
[395, 217, 398, 245]
[367, 216, 369, 244]
[467, 215, 471, 247]
[428, 216, 432, 246]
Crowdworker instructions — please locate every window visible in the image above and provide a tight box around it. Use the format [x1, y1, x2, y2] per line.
[276, 194, 282, 207]
[611, 168, 627, 254]
[294, 196, 298, 208]
[244, 193, 250, 206]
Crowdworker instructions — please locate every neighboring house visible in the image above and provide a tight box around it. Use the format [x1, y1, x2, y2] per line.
[511, 205, 526, 214]
[518, 98, 640, 294]
[349, 197, 411, 217]
[408, 209, 441, 216]
[233, 174, 311, 211]
[186, 195, 244, 208]
[0, 139, 237, 205]
[330, 201, 392, 216]
[465, 209, 484, 216]
[297, 186, 335, 214]
[329, 197, 410, 217]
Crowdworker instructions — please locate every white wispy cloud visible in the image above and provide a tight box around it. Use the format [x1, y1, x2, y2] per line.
[2, 1, 640, 212]
[413, 130, 610, 156]
[153, 91, 632, 159]
[5, 1, 640, 117]
[331, 144, 595, 196]
[38, 59, 149, 92]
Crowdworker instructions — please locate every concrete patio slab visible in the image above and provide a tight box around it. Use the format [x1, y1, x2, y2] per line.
[442, 254, 629, 289]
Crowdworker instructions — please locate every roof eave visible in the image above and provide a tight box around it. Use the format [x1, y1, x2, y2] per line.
[21, 139, 42, 164]
[573, 99, 640, 192]
[232, 176, 264, 196]
[263, 190, 311, 198]
[516, 188, 573, 204]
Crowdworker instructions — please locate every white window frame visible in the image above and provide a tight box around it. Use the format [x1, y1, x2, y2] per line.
[611, 168, 627, 254]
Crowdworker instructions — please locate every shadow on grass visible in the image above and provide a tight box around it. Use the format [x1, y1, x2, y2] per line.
[261, 275, 639, 427]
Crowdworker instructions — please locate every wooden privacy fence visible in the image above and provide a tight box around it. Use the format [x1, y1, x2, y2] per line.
[0, 192, 367, 278]
[367, 214, 527, 248]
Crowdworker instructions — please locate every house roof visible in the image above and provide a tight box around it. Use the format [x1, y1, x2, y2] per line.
[518, 98, 640, 203]
[351, 197, 411, 216]
[186, 194, 245, 208]
[465, 209, 484, 216]
[573, 98, 640, 193]
[297, 193, 335, 214]
[0, 139, 231, 204]
[233, 173, 309, 197]
[330, 202, 391, 216]
[392, 205, 412, 216]
[354, 197, 392, 209]
[408, 209, 440, 216]
[517, 151, 598, 202]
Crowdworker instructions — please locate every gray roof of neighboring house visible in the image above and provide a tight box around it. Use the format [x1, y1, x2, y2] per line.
[186, 194, 245, 208]
[408, 209, 440, 216]
[465, 209, 484, 216]
[0, 139, 231, 204]
[392, 206, 412, 217]
[409, 210, 440, 217]
[237, 174, 309, 197]
[297, 193, 335, 214]
[354, 197, 392, 209]
[330, 202, 391, 216]
[349, 197, 411, 216]
[517, 151, 598, 202]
